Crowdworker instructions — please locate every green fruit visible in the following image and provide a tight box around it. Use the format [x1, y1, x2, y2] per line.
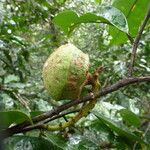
[42, 43, 89, 101]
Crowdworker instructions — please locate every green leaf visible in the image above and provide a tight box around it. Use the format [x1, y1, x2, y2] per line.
[30, 111, 44, 118]
[119, 109, 141, 127]
[110, 0, 150, 45]
[0, 110, 31, 128]
[4, 135, 64, 150]
[93, 111, 150, 147]
[53, 10, 79, 35]
[55, 0, 65, 4]
[79, 13, 108, 23]
[53, 6, 128, 35]
[77, 139, 99, 150]
[95, 0, 102, 4]
[4, 75, 19, 83]
[99, 6, 128, 33]
[46, 133, 67, 149]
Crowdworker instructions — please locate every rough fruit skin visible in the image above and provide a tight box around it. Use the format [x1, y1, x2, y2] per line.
[42, 43, 89, 101]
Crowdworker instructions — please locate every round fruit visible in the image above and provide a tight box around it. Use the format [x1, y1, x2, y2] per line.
[42, 43, 89, 101]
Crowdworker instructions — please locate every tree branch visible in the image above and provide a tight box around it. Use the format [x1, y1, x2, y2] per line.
[20, 109, 79, 133]
[1, 76, 150, 138]
[128, 5, 150, 76]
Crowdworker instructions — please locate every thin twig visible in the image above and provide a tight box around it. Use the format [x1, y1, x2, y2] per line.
[128, 5, 150, 76]
[20, 109, 79, 133]
[43, 109, 79, 124]
[13, 92, 31, 112]
[0, 87, 31, 111]
[1, 76, 150, 138]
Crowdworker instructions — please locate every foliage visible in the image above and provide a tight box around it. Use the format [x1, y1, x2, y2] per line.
[0, 0, 150, 149]
[110, 0, 150, 45]
[53, 6, 128, 35]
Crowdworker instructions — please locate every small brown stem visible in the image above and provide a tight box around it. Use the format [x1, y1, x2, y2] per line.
[13, 92, 31, 112]
[128, 4, 150, 76]
[21, 109, 79, 133]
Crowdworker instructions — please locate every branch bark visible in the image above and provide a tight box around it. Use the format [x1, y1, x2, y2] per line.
[1, 76, 150, 138]
[128, 5, 150, 76]
[20, 109, 79, 133]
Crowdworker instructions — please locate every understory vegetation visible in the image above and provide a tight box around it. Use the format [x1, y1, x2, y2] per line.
[0, 0, 150, 149]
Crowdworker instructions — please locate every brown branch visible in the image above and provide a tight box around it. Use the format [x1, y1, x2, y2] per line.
[20, 109, 79, 133]
[128, 4, 150, 76]
[43, 109, 79, 124]
[1, 76, 150, 138]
